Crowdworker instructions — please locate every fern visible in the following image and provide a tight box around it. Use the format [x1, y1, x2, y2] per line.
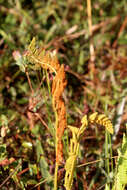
[64, 113, 113, 190]
[113, 133, 127, 190]
[24, 38, 67, 190]
[25, 38, 114, 190]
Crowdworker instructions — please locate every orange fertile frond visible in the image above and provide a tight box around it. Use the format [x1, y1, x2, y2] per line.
[56, 100, 67, 140]
[26, 38, 67, 166]
[52, 65, 67, 165]
[52, 65, 67, 107]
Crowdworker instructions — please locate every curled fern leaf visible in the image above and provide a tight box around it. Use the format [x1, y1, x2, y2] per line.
[89, 112, 113, 134]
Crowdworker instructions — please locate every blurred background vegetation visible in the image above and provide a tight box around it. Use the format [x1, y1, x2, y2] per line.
[0, 0, 127, 189]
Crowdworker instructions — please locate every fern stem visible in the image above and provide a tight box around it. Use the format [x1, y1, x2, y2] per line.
[54, 107, 59, 190]
[25, 69, 34, 94]
[45, 69, 51, 95]
[109, 133, 114, 173]
[105, 131, 110, 174]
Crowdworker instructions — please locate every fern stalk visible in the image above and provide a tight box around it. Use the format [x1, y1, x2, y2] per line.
[54, 162, 58, 190]
[54, 110, 59, 190]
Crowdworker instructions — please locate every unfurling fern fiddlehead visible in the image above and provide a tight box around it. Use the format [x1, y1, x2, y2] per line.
[89, 112, 113, 134]
[64, 113, 113, 190]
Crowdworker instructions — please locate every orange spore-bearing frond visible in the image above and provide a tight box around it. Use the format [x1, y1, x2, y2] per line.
[26, 38, 67, 165]
[38, 52, 67, 165]
[52, 65, 67, 165]
[40, 50, 60, 73]
[52, 65, 67, 108]
[56, 139, 64, 164]
[36, 48, 67, 165]
[56, 99, 66, 140]
[52, 65, 67, 95]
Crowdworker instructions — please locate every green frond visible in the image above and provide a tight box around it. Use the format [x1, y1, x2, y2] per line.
[26, 37, 57, 73]
[68, 125, 79, 141]
[64, 154, 77, 190]
[68, 125, 79, 135]
[117, 134, 127, 185]
[64, 125, 80, 190]
[105, 184, 110, 190]
[28, 37, 36, 52]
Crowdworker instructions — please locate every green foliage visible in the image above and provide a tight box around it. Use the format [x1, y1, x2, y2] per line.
[105, 184, 110, 190]
[36, 139, 52, 182]
[0, 144, 7, 162]
[113, 133, 127, 190]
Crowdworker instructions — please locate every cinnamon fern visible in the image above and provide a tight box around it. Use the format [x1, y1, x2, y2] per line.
[24, 38, 114, 190]
[25, 38, 67, 190]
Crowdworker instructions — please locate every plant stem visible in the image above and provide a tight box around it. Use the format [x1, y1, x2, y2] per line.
[54, 107, 59, 190]
[87, 0, 95, 63]
[54, 162, 58, 190]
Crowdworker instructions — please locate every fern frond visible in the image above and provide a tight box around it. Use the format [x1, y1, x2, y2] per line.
[117, 134, 127, 185]
[113, 133, 127, 190]
[64, 125, 80, 190]
[64, 119, 89, 190]
[68, 125, 79, 141]
[105, 184, 110, 190]
[26, 37, 59, 73]
[89, 112, 113, 134]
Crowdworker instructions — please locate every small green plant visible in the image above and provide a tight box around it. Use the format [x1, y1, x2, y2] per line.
[112, 131, 127, 190]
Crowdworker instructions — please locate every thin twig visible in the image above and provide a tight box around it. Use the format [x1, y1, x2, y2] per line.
[17, 167, 29, 176]
[87, 0, 95, 63]
[35, 112, 52, 136]
[77, 156, 118, 168]
[0, 162, 21, 189]
[25, 69, 34, 94]
[45, 15, 120, 50]
[30, 177, 53, 190]
[112, 16, 127, 48]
